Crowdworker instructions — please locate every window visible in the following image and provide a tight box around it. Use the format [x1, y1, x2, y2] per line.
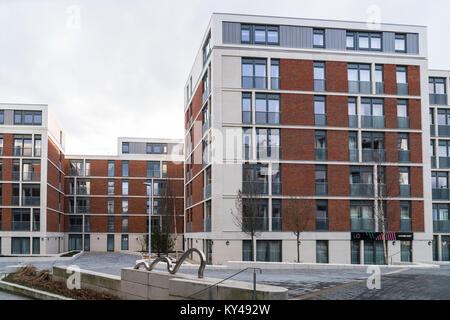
[241, 24, 250, 43]
[122, 199, 128, 213]
[242, 163, 269, 195]
[315, 165, 327, 196]
[13, 135, 32, 156]
[315, 131, 327, 161]
[429, 78, 447, 105]
[316, 240, 329, 263]
[256, 128, 280, 160]
[153, 180, 166, 196]
[146, 143, 167, 154]
[314, 62, 326, 91]
[84, 235, 90, 252]
[314, 96, 326, 126]
[399, 167, 411, 197]
[400, 201, 411, 232]
[22, 184, 40, 206]
[316, 200, 328, 231]
[255, 93, 280, 124]
[84, 215, 90, 232]
[241, 24, 279, 45]
[242, 93, 252, 124]
[348, 64, 372, 94]
[256, 240, 282, 262]
[313, 29, 325, 48]
[13, 111, 42, 125]
[242, 58, 267, 89]
[122, 216, 129, 233]
[122, 180, 129, 195]
[121, 235, 129, 251]
[11, 237, 30, 254]
[350, 201, 374, 231]
[107, 216, 115, 233]
[107, 198, 114, 214]
[439, 140, 450, 168]
[396, 66, 408, 95]
[122, 142, 129, 154]
[349, 32, 381, 51]
[346, 32, 355, 49]
[270, 59, 280, 89]
[0, 110, 3, 124]
[397, 100, 409, 128]
[122, 161, 129, 177]
[398, 133, 410, 163]
[272, 163, 281, 195]
[361, 98, 384, 128]
[351, 240, 361, 264]
[349, 132, 359, 162]
[147, 161, 160, 178]
[108, 161, 115, 177]
[272, 199, 282, 231]
[108, 180, 115, 195]
[375, 65, 384, 94]
[395, 34, 406, 53]
[362, 132, 385, 162]
[202, 34, 211, 63]
[243, 128, 252, 160]
[12, 208, 31, 231]
[348, 97, 357, 128]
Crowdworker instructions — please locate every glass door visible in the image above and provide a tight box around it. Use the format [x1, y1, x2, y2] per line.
[107, 235, 114, 252]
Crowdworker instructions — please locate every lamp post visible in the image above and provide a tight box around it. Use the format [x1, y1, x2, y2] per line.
[143, 182, 152, 259]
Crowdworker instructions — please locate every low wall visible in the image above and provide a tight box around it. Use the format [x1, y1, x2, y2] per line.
[52, 266, 288, 300]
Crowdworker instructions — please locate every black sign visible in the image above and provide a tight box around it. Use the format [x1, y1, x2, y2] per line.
[351, 232, 414, 241]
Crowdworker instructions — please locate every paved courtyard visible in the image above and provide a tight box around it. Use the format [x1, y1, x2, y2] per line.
[1, 253, 450, 300]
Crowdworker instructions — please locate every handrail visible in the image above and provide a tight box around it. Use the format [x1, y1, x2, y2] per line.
[389, 251, 401, 265]
[187, 267, 262, 300]
[134, 248, 206, 278]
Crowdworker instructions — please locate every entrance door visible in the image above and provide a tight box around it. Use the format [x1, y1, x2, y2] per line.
[69, 235, 82, 251]
[107, 235, 114, 252]
[442, 236, 450, 261]
[401, 241, 412, 262]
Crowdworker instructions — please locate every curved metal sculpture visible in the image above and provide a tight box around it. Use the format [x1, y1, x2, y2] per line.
[134, 248, 207, 278]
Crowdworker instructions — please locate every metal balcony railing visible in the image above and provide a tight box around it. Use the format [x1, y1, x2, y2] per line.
[398, 117, 409, 129]
[314, 79, 326, 92]
[75, 206, 90, 213]
[432, 188, 449, 200]
[76, 187, 90, 195]
[315, 114, 327, 126]
[433, 220, 450, 233]
[348, 81, 372, 94]
[351, 218, 375, 231]
[350, 184, 374, 197]
[272, 217, 282, 231]
[429, 93, 448, 106]
[12, 171, 20, 181]
[242, 76, 267, 89]
[315, 182, 328, 196]
[68, 225, 83, 232]
[362, 149, 386, 162]
[361, 115, 385, 129]
[12, 196, 20, 206]
[255, 111, 280, 125]
[22, 171, 41, 181]
[398, 150, 410, 163]
[316, 218, 329, 231]
[315, 148, 327, 161]
[397, 83, 409, 96]
[400, 219, 412, 232]
[272, 182, 281, 195]
[12, 221, 31, 231]
[375, 82, 384, 94]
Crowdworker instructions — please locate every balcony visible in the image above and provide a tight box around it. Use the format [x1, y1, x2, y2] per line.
[35, 148, 42, 157]
[76, 206, 90, 213]
[438, 125, 450, 137]
[439, 157, 450, 168]
[361, 115, 385, 129]
[68, 225, 83, 233]
[272, 182, 281, 195]
[272, 217, 282, 231]
[432, 188, 449, 200]
[204, 218, 211, 232]
[22, 172, 41, 181]
[348, 81, 371, 94]
[203, 184, 211, 199]
[375, 82, 384, 94]
[12, 171, 20, 181]
[315, 182, 328, 196]
[314, 114, 327, 126]
[242, 76, 267, 89]
[12, 196, 20, 206]
[398, 150, 410, 163]
[349, 149, 359, 162]
[315, 148, 327, 161]
[431, 156, 436, 169]
[397, 83, 409, 96]
[242, 181, 268, 195]
[433, 220, 450, 233]
[22, 196, 40, 206]
[76, 187, 90, 195]
[400, 219, 412, 232]
[316, 218, 329, 231]
[255, 111, 280, 125]
[12, 221, 31, 231]
[348, 115, 358, 128]
[270, 77, 280, 90]
[398, 117, 409, 129]
[242, 111, 252, 124]
[430, 93, 448, 106]
[314, 79, 326, 92]
[256, 146, 281, 160]
[202, 121, 211, 135]
[362, 149, 386, 162]
[202, 88, 210, 105]
[430, 125, 435, 137]
[242, 217, 269, 232]
[351, 218, 375, 231]
[399, 185, 411, 197]
[13, 147, 33, 157]
[350, 184, 374, 197]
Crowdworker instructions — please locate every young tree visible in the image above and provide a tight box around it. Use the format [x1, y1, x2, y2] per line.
[284, 197, 313, 263]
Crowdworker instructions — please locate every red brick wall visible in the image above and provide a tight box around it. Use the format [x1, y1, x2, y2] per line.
[280, 59, 313, 91]
[411, 201, 424, 232]
[386, 200, 400, 232]
[192, 203, 204, 232]
[407, 65, 421, 96]
[281, 129, 314, 161]
[325, 61, 348, 93]
[328, 165, 350, 196]
[282, 199, 316, 232]
[409, 99, 422, 130]
[410, 133, 423, 163]
[385, 98, 397, 129]
[282, 164, 315, 196]
[3, 134, 13, 156]
[411, 167, 423, 198]
[327, 131, 349, 161]
[385, 132, 398, 163]
[384, 64, 397, 95]
[326, 96, 348, 127]
[46, 210, 61, 232]
[90, 160, 108, 177]
[386, 166, 399, 197]
[328, 200, 350, 231]
[281, 94, 314, 126]
[1, 208, 11, 231]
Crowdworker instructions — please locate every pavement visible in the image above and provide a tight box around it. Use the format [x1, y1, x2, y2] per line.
[1, 253, 450, 300]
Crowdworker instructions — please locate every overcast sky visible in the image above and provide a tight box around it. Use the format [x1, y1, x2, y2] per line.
[0, 0, 448, 155]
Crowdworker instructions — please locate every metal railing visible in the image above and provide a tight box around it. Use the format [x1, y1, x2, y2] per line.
[272, 217, 282, 231]
[399, 184, 411, 197]
[13, 147, 33, 157]
[68, 225, 83, 232]
[256, 146, 281, 160]
[361, 115, 385, 129]
[400, 219, 412, 232]
[242, 181, 268, 195]
[438, 125, 450, 137]
[242, 76, 267, 89]
[439, 157, 450, 168]
[375, 82, 384, 94]
[432, 188, 449, 200]
[348, 115, 358, 128]
[315, 182, 328, 196]
[22, 172, 41, 181]
[349, 149, 359, 162]
[22, 196, 40, 206]
[12, 221, 30, 231]
[242, 217, 269, 232]
[270, 77, 280, 90]
[316, 218, 329, 231]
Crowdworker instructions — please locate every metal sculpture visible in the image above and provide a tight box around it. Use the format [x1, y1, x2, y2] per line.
[134, 248, 207, 278]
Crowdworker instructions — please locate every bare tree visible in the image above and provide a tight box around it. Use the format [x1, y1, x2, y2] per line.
[231, 180, 267, 262]
[284, 197, 314, 263]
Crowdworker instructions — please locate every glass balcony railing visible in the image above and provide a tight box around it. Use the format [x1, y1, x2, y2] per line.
[272, 217, 282, 231]
[375, 82, 384, 94]
[12, 171, 20, 181]
[361, 115, 385, 129]
[315, 114, 327, 126]
[68, 225, 83, 233]
[315, 148, 327, 161]
[242, 111, 252, 124]
[351, 218, 375, 231]
[12, 221, 31, 231]
[348, 81, 372, 94]
[398, 150, 410, 163]
[399, 185, 411, 197]
[242, 76, 267, 89]
[430, 125, 435, 137]
[348, 115, 358, 128]
[349, 149, 359, 162]
[316, 218, 329, 231]
[430, 93, 448, 106]
[12, 196, 20, 206]
[362, 149, 386, 162]
[270, 77, 280, 90]
[398, 117, 409, 129]
[203, 184, 212, 199]
[76, 206, 90, 213]
[255, 112, 280, 124]
[431, 156, 436, 169]
[204, 218, 211, 232]
[314, 79, 326, 92]
[400, 219, 412, 232]
[438, 125, 450, 137]
[242, 146, 252, 160]
[439, 157, 450, 168]
[397, 83, 409, 96]
[272, 182, 281, 195]
[202, 88, 210, 105]
[242, 217, 269, 232]
[350, 184, 374, 197]
[242, 181, 268, 195]
[22, 172, 41, 181]
[315, 182, 328, 196]
[432, 188, 449, 200]
[13, 147, 33, 157]
[256, 147, 281, 160]
[22, 196, 40, 206]
[433, 220, 450, 233]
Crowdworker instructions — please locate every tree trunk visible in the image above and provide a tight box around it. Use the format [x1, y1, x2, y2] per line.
[252, 234, 256, 262]
[296, 233, 300, 263]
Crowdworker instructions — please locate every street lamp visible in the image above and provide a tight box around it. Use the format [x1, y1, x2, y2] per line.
[143, 182, 152, 259]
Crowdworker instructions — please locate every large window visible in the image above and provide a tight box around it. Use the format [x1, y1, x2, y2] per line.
[375, 65, 384, 94]
[315, 131, 327, 161]
[429, 77, 447, 105]
[347, 31, 381, 51]
[362, 132, 385, 162]
[242, 58, 267, 89]
[350, 201, 374, 231]
[11, 237, 30, 254]
[399, 167, 411, 197]
[122, 142, 129, 154]
[348, 97, 357, 128]
[241, 24, 279, 45]
[315, 166, 327, 196]
[256, 128, 280, 160]
[395, 34, 406, 53]
[350, 167, 374, 197]
[432, 171, 449, 200]
[398, 134, 410, 163]
[439, 140, 450, 168]
[438, 109, 450, 136]
[396, 66, 408, 95]
[256, 240, 282, 262]
[122, 161, 129, 177]
[122, 181, 129, 195]
[13, 135, 32, 157]
[316, 240, 329, 263]
[314, 62, 326, 91]
[255, 93, 279, 124]
[147, 161, 160, 178]
[314, 96, 326, 126]
[14, 111, 42, 125]
[242, 93, 252, 124]
[348, 64, 371, 94]
[313, 29, 325, 48]
[242, 163, 268, 195]
[316, 200, 328, 231]
[361, 98, 384, 128]
[108, 161, 115, 177]
[146, 143, 167, 154]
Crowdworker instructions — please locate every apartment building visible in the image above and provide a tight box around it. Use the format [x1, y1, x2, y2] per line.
[429, 70, 450, 261]
[0, 104, 184, 255]
[184, 13, 433, 264]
